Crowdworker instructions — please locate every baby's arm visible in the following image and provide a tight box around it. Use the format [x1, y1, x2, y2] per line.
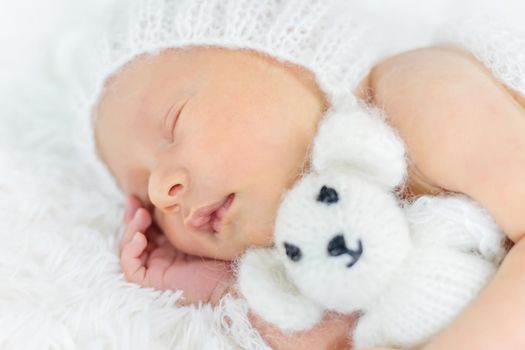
[244, 307, 357, 350]
[361, 45, 525, 349]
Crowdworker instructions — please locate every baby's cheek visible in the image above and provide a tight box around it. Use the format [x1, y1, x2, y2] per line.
[238, 206, 277, 250]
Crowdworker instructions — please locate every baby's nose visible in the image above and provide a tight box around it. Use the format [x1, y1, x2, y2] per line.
[148, 169, 189, 213]
[167, 185, 183, 212]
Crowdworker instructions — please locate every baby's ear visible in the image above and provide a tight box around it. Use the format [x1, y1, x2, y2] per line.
[311, 104, 407, 190]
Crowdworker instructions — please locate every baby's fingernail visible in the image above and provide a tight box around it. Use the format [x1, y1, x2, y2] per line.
[132, 232, 141, 241]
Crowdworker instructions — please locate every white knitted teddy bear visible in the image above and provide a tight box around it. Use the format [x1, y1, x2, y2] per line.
[235, 104, 507, 350]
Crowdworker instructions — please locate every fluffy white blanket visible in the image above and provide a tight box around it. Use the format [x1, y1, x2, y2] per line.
[0, 1, 523, 349]
[0, 71, 275, 349]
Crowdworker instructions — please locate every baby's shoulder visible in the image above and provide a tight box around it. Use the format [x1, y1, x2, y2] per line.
[356, 44, 525, 200]
[360, 45, 513, 107]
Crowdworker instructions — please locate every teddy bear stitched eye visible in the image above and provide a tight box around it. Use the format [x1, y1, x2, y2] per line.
[316, 185, 339, 204]
[284, 242, 302, 262]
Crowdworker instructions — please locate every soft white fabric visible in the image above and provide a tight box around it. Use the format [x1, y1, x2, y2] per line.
[1, 2, 524, 350]
[0, 74, 272, 350]
[436, 12, 525, 97]
[236, 106, 507, 350]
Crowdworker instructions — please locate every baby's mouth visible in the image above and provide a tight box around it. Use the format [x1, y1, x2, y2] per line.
[187, 193, 235, 233]
[209, 193, 235, 232]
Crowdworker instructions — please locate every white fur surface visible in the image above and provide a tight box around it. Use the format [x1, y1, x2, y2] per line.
[0, 74, 271, 350]
[0, 1, 523, 349]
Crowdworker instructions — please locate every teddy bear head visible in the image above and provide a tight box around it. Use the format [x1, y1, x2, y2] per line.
[272, 105, 413, 313]
[273, 169, 412, 313]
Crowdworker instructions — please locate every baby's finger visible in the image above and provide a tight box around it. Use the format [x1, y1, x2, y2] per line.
[144, 222, 168, 247]
[120, 208, 152, 253]
[120, 231, 148, 284]
[124, 195, 143, 224]
[120, 210, 140, 253]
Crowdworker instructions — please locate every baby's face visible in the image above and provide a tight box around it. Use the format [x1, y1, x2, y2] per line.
[95, 47, 329, 260]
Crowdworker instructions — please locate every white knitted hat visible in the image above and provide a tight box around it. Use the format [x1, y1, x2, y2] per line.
[65, 0, 381, 189]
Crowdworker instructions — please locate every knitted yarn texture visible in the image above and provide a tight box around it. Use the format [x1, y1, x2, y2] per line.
[435, 11, 525, 97]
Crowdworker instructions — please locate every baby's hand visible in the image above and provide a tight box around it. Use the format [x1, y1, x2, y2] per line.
[119, 194, 235, 306]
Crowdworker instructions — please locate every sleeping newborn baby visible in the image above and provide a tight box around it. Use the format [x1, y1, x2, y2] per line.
[96, 44, 525, 349]
[99, 46, 328, 306]
[85, 1, 525, 349]
[100, 43, 523, 289]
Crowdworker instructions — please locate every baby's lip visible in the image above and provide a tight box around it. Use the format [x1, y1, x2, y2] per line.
[186, 194, 235, 231]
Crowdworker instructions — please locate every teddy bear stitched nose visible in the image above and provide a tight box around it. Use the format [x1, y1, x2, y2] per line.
[327, 235, 348, 256]
[327, 234, 363, 268]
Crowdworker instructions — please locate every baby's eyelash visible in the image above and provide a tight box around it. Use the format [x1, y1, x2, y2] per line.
[163, 102, 185, 141]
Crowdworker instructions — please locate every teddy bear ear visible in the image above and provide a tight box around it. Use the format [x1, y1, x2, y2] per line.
[311, 103, 407, 190]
